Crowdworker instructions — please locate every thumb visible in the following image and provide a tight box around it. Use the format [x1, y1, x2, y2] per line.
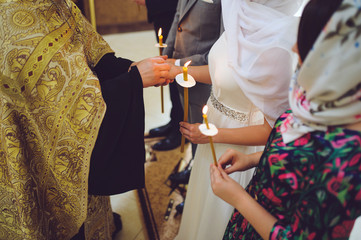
[210, 164, 221, 179]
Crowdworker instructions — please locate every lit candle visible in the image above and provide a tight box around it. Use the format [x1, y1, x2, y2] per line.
[183, 60, 191, 81]
[202, 105, 217, 166]
[158, 28, 164, 113]
[180, 61, 192, 153]
[202, 105, 210, 129]
[158, 28, 163, 47]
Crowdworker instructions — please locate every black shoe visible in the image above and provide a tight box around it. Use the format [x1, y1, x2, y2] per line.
[169, 169, 191, 185]
[148, 122, 172, 138]
[112, 212, 122, 237]
[175, 202, 184, 215]
[152, 133, 181, 151]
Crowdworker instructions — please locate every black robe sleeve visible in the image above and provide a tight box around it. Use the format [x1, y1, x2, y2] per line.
[88, 53, 145, 195]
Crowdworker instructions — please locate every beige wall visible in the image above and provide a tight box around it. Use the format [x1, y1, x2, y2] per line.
[95, 0, 148, 26]
[82, 0, 151, 34]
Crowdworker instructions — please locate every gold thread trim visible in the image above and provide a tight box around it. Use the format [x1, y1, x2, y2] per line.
[18, 21, 74, 96]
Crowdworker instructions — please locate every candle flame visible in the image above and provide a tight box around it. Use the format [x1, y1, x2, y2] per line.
[158, 28, 162, 37]
[184, 60, 191, 68]
[202, 105, 208, 115]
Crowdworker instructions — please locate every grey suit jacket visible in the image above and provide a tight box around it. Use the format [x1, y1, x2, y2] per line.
[164, 0, 222, 125]
[163, 0, 222, 156]
[164, 0, 222, 66]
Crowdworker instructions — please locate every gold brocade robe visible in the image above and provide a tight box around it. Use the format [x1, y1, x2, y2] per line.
[0, 0, 113, 238]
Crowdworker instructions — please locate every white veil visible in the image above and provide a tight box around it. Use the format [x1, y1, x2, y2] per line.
[222, 0, 304, 126]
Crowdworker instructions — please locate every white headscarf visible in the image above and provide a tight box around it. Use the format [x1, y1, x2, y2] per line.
[222, 0, 304, 126]
[281, 0, 361, 143]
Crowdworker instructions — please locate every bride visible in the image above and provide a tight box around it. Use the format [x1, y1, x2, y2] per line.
[167, 0, 304, 239]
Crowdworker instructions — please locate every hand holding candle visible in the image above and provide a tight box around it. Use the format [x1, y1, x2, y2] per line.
[200, 105, 218, 166]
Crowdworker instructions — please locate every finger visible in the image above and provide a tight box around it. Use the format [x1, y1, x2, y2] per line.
[152, 56, 166, 63]
[212, 164, 223, 182]
[155, 63, 171, 71]
[179, 127, 190, 138]
[160, 55, 168, 60]
[161, 79, 170, 86]
[223, 165, 238, 175]
[179, 121, 192, 130]
[163, 79, 172, 86]
[218, 149, 234, 166]
[159, 70, 169, 78]
[218, 166, 229, 179]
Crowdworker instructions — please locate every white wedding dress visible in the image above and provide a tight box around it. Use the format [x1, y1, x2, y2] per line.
[175, 33, 265, 240]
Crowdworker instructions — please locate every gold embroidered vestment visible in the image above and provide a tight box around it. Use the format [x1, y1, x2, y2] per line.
[0, 0, 113, 238]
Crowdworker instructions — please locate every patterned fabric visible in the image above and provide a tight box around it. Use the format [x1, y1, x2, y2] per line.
[282, 0, 361, 143]
[83, 195, 115, 240]
[0, 0, 113, 239]
[223, 110, 361, 240]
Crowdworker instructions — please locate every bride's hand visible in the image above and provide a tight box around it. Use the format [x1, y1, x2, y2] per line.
[166, 59, 182, 80]
[179, 122, 209, 144]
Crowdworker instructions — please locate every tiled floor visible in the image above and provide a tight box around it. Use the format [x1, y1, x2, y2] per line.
[103, 30, 172, 240]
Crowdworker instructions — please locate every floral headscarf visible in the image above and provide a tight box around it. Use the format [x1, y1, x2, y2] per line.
[282, 0, 361, 143]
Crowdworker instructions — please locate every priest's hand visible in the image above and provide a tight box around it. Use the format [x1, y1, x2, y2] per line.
[135, 57, 171, 88]
[218, 149, 262, 174]
[179, 122, 209, 144]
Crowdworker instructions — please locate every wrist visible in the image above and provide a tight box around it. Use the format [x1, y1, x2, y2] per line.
[236, 187, 251, 209]
[249, 152, 262, 168]
[212, 128, 222, 143]
[232, 185, 248, 210]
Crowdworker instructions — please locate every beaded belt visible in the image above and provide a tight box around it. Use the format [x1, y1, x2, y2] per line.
[210, 91, 249, 123]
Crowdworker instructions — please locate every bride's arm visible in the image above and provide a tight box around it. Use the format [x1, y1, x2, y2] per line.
[180, 117, 272, 146]
[187, 65, 212, 84]
[168, 64, 212, 85]
[214, 118, 272, 145]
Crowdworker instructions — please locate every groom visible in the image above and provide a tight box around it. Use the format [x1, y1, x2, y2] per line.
[150, 0, 223, 155]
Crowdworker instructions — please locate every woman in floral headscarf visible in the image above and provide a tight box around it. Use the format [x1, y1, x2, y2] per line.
[210, 0, 361, 239]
